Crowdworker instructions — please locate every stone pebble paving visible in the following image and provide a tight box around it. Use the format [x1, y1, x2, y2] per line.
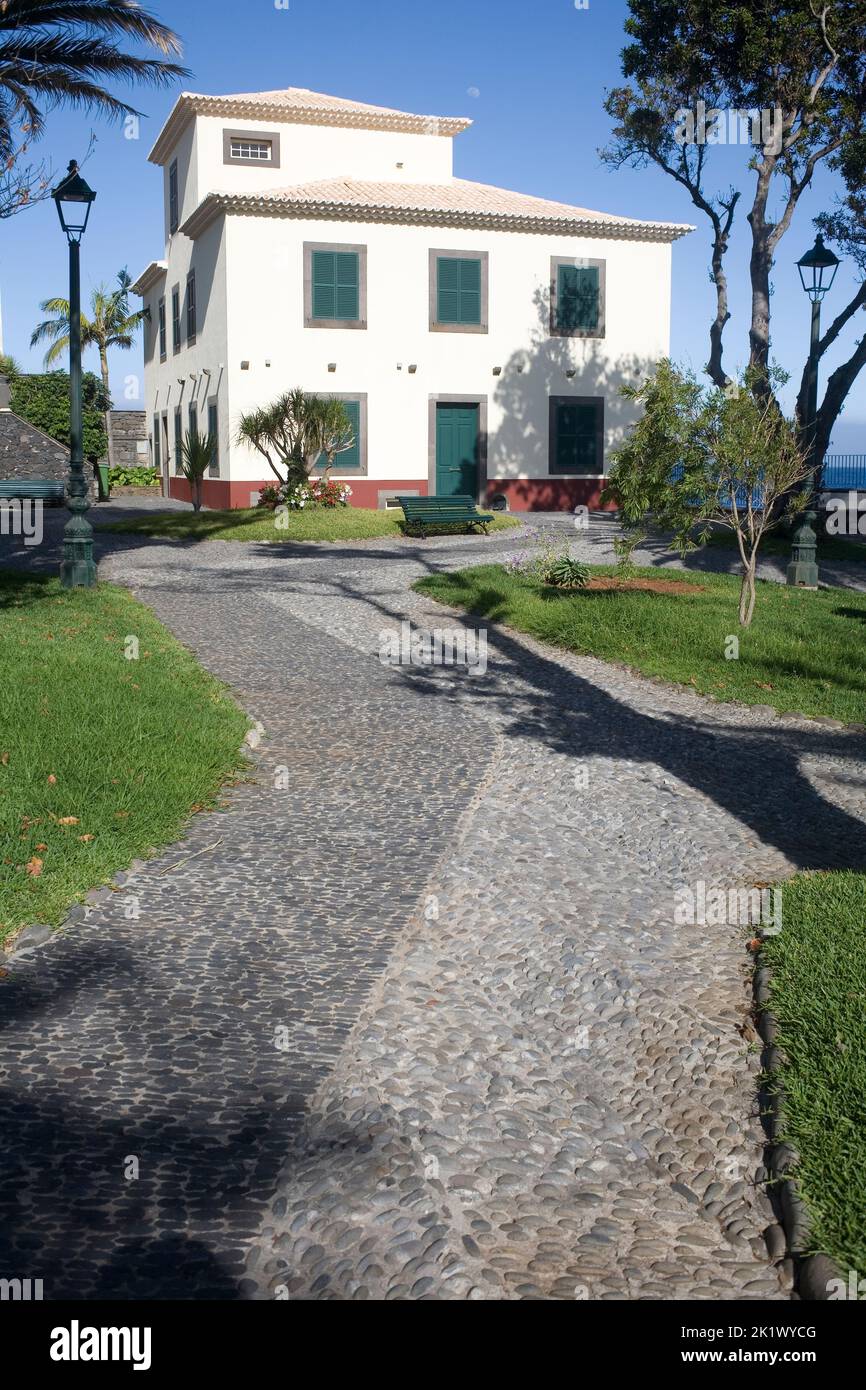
[223, 537, 865, 1301]
[2, 512, 865, 1299]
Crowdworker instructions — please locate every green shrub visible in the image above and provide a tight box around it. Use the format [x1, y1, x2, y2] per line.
[9, 371, 109, 459]
[542, 555, 591, 588]
[108, 465, 158, 487]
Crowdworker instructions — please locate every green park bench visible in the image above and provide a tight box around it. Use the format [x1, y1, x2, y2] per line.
[397, 494, 494, 536]
[0, 480, 65, 505]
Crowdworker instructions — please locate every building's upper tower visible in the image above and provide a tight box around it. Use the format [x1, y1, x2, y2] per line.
[148, 87, 473, 247]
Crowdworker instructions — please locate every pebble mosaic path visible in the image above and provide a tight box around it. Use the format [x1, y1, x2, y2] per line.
[1, 510, 865, 1300]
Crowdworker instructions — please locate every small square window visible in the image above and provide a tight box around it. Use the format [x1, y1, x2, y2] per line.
[223, 129, 281, 167]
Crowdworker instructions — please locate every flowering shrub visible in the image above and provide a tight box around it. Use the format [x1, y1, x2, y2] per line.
[506, 528, 589, 587]
[257, 478, 353, 510]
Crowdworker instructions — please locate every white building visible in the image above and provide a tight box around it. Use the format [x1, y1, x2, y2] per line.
[133, 87, 692, 511]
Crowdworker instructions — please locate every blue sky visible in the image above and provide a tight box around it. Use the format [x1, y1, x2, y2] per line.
[1, 0, 863, 447]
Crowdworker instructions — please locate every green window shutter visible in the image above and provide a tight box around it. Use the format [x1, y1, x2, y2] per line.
[152, 415, 160, 469]
[174, 409, 183, 474]
[207, 402, 219, 476]
[458, 257, 481, 324]
[312, 251, 359, 320]
[437, 257, 482, 324]
[317, 399, 361, 470]
[312, 251, 336, 318]
[556, 402, 600, 473]
[335, 253, 360, 320]
[557, 264, 599, 331]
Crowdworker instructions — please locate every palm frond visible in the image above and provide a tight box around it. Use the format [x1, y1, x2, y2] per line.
[0, 2, 183, 57]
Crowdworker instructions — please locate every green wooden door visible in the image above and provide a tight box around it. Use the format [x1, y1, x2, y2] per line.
[435, 404, 479, 497]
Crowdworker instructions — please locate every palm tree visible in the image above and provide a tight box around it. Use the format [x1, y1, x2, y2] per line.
[0, 2, 188, 162]
[30, 267, 147, 464]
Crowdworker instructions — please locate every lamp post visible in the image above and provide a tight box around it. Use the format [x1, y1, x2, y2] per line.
[786, 233, 840, 589]
[52, 160, 97, 589]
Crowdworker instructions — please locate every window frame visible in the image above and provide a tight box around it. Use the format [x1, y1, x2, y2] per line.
[309, 393, 368, 477]
[549, 256, 606, 339]
[169, 159, 179, 234]
[207, 399, 220, 477]
[185, 270, 197, 346]
[303, 243, 367, 330]
[174, 406, 183, 476]
[429, 250, 489, 334]
[152, 413, 161, 471]
[171, 286, 181, 354]
[157, 298, 167, 361]
[548, 395, 605, 476]
[222, 128, 281, 168]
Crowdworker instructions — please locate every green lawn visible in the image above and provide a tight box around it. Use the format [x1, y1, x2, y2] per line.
[761, 872, 866, 1273]
[102, 507, 521, 543]
[414, 563, 866, 723]
[701, 528, 866, 564]
[0, 572, 249, 947]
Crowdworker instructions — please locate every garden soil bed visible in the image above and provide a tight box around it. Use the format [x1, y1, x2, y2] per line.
[583, 577, 707, 595]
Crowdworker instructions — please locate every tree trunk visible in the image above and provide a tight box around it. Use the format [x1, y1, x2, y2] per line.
[738, 558, 757, 628]
[99, 347, 113, 470]
[192, 476, 203, 512]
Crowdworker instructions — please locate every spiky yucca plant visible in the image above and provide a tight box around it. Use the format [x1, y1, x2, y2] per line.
[178, 427, 216, 513]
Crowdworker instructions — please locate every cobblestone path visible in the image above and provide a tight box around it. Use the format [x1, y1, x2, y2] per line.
[2, 519, 865, 1300]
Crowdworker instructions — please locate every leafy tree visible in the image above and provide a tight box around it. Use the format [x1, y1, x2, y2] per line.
[178, 427, 216, 512]
[237, 390, 356, 483]
[0, 1, 187, 165]
[30, 269, 147, 464]
[601, 1, 866, 478]
[602, 361, 810, 627]
[8, 370, 109, 458]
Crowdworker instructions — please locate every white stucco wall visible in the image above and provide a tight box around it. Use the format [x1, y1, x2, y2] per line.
[143, 215, 229, 480]
[193, 115, 454, 193]
[217, 215, 671, 485]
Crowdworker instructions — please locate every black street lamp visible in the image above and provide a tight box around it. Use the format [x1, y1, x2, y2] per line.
[53, 160, 97, 589]
[786, 233, 841, 589]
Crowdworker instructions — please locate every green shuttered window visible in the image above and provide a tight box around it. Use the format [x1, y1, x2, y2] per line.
[556, 264, 600, 332]
[554, 401, 602, 474]
[316, 399, 361, 470]
[312, 251, 360, 321]
[437, 257, 482, 325]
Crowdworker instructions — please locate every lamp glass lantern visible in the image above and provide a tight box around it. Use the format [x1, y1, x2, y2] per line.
[52, 161, 96, 242]
[796, 233, 840, 303]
